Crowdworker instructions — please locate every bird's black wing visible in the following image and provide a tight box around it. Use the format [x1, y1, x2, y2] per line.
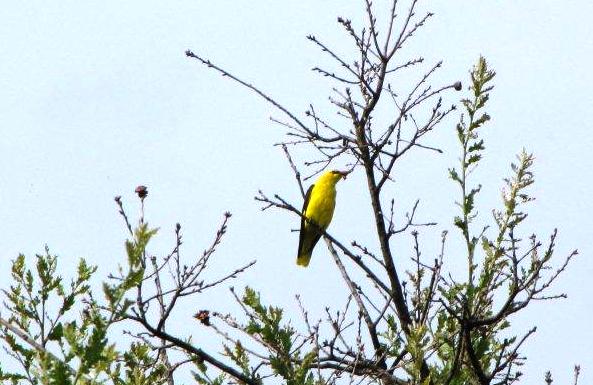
[297, 184, 314, 257]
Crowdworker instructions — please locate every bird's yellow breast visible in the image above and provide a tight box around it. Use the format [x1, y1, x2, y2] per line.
[305, 180, 337, 230]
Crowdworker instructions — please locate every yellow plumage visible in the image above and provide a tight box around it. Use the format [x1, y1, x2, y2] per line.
[296, 170, 348, 267]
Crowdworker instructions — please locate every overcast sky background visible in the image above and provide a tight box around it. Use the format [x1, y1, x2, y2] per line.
[1, 1, 592, 383]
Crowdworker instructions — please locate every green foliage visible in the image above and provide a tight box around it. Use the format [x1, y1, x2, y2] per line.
[109, 343, 169, 385]
[432, 55, 565, 385]
[449, 56, 496, 274]
[406, 324, 430, 378]
[241, 287, 315, 385]
[192, 368, 226, 385]
[103, 222, 157, 321]
[1, 248, 100, 383]
[1, 230, 168, 385]
[380, 314, 403, 357]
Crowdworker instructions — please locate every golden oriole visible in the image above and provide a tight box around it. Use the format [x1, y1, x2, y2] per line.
[296, 170, 348, 267]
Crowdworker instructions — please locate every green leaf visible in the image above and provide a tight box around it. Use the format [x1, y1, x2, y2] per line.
[48, 323, 64, 341]
[449, 168, 461, 183]
[48, 361, 72, 385]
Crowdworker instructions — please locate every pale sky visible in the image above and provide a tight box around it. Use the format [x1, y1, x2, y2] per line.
[1, 1, 592, 384]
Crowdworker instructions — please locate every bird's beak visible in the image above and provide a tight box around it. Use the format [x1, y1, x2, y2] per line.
[338, 170, 350, 179]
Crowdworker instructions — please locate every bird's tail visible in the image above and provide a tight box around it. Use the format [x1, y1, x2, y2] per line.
[296, 253, 312, 267]
[297, 230, 315, 267]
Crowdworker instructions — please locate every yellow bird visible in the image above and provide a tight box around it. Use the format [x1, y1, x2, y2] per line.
[297, 170, 348, 267]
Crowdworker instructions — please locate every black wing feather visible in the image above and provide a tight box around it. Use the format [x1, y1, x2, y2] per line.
[306, 230, 323, 257]
[297, 184, 314, 257]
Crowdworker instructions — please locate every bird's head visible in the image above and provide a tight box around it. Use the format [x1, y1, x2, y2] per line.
[325, 169, 350, 184]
